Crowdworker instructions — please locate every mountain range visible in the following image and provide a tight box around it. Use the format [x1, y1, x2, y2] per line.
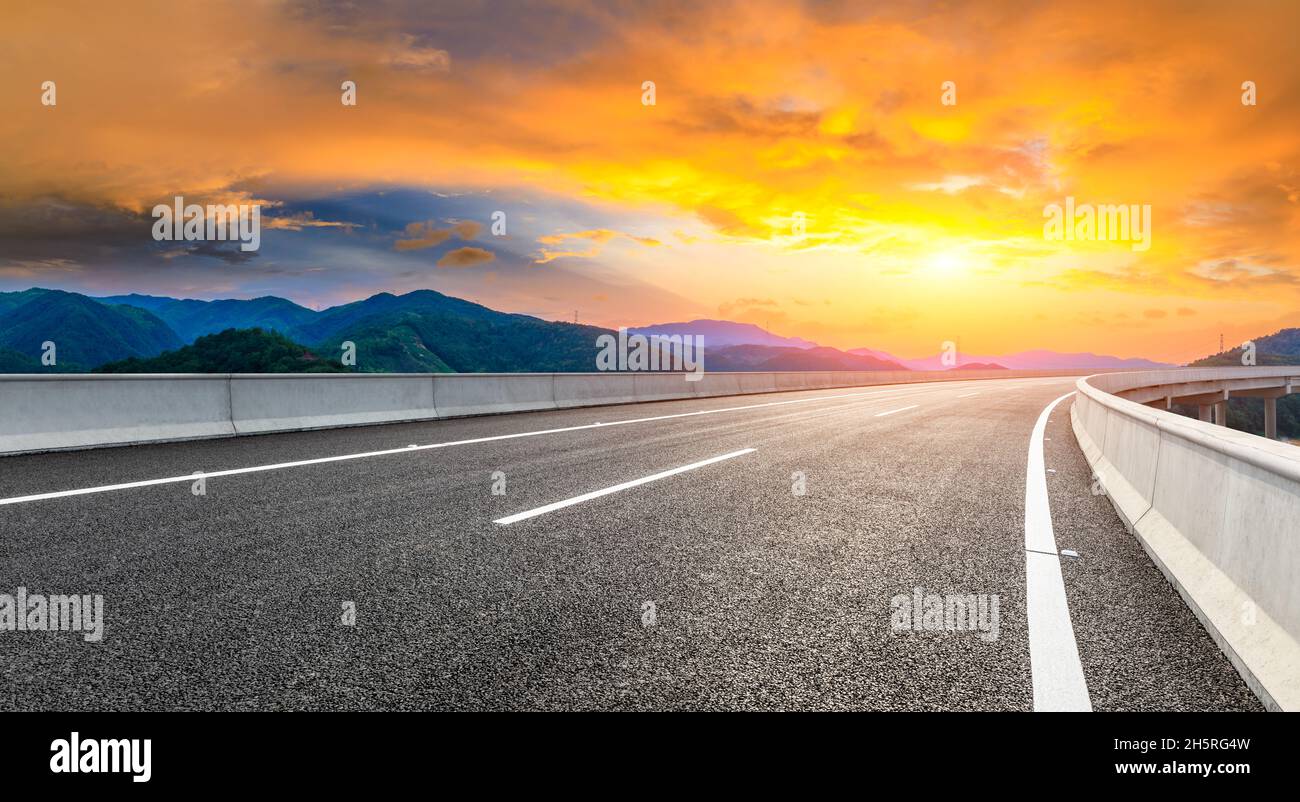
[629, 319, 819, 350]
[0, 285, 1267, 376]
[637, 317, 1169, 370]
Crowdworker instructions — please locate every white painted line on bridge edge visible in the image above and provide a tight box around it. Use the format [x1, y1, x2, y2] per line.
[956, 392, 980, 398]
[493, 448, 756, 525]
[1024, 391, 1092, 712]
[874, 404, 919, 417]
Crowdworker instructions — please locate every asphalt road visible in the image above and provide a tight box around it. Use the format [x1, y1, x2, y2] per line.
[0, 376, 1262, 710]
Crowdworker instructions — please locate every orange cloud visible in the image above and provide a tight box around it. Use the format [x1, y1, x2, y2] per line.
[534, 229, 661, 264]
[437, 246, 494, 268]
[395, 220, 480, 251]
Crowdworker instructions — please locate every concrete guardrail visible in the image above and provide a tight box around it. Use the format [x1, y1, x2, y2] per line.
[0, 369, 1088, 457]
[1072, 367, 1300, 711]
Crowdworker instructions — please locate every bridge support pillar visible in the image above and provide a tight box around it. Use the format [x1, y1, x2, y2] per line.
[1232, 387, 1288, 440]
[1214, 400, 1229, 427]
[1198, 404, 1213, 422]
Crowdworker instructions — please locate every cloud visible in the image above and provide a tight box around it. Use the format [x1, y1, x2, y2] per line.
[395, 219, 480, 251]
[437, 246, 494, 268]
[718, 297, 778, 316]
[908, 175, 988, 194]
[534, 229, 661, 264]
[1188, 259, 1300, 288]
[264, 211, 359, 231]
[382, 34, 451, 72]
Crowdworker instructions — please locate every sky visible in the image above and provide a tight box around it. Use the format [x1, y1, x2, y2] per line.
[1, 0, 1298, 363]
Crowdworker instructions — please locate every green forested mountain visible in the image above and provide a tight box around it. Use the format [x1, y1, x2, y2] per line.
[0, 289, 181, 369]
[0, 288, 51, 315]
[96, 328, 347, 373]
[157, 297, 318, 341]
[0, 346, 41, 371]
[1189, 328, 1300, 440]
[103, 293, 318, 342]
[288, 289, 512, 343]
[312, 310, 612, 372]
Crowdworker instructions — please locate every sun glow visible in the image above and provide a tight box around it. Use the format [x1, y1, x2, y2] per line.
[925, 250, 965, 277]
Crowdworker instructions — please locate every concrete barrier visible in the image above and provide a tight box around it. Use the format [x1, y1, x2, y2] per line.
[432, 373, 555, 418]
[230, 374, 437, 434]
[692, 372, 743, 398]
[633, 372, 699, 403]
[0, 375, 234, 454]
[1, 368, 1095, 456]
[1072, 368, 1300, 711]
[553, 373, 638, 409]
[734, 372, 779, 394]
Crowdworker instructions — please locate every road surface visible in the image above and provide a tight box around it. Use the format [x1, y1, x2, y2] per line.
[0, 376, 1261, 710]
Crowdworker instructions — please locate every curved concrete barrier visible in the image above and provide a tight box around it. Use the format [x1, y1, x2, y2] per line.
[230, 374, 437, 434]
[0, 375, 234, 453]
[1072, 367, 1300, 711]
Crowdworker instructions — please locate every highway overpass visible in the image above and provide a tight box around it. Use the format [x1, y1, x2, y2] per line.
[0, 368, 1295, 710]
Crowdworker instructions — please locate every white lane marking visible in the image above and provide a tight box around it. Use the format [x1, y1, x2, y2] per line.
[873, 404, 919, 417]
[0, 383, 945, 507]
[956, 392, 980, 398]
[1024, 391, 1091, 712]
[494, 448, 755, 525]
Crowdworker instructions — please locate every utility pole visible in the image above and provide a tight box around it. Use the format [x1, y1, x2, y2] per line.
[1219, 332, 1224, 354]
[574, 310, 578, 325]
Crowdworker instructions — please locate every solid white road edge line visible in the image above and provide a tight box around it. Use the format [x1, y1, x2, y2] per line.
[874, 404, 919, 417]
[494, 448, 756, 525]
[1025, 391, 1092, 712]
[0, 382, 958, 507]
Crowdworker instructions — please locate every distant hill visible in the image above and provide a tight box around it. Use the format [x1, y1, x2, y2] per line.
[882, 348, 1169, 371]
[0, 346, 41, 371]
[290, 289, 509, 344]
[96, 293, 182, 314]
[0, 289, 182, 369]
[0, 288, 51, 316]
[96, 328, 347, 373]
[1187, 327, 1300, 440]
[846, 346, 903, 363]
[629, 319, 818, 350]
[1, 287, 617, 373]
[953, 362, 1007, 370]
[158, 297, 317, 342]
[104, 293, 318, 342]
[312, 310, 615, 372]
[1189, 328, 1300, 367]
[705, 344, 906, 371]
